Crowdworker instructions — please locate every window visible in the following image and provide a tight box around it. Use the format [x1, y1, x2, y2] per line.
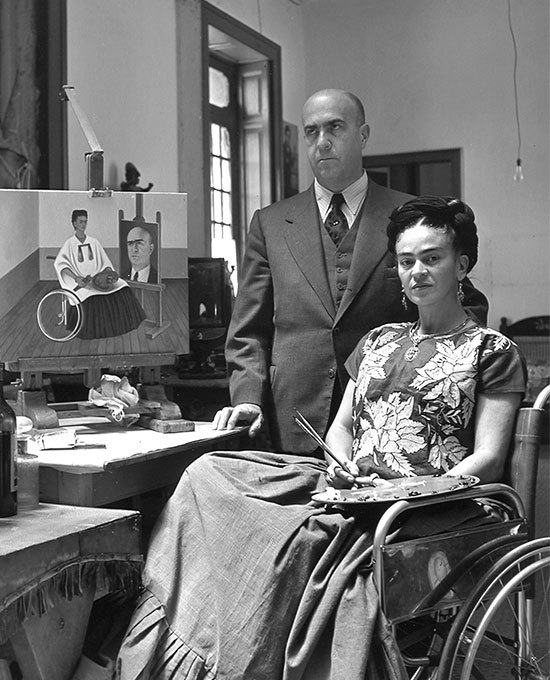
[202, 3, 282, 284]
[209, 58, 239, 284]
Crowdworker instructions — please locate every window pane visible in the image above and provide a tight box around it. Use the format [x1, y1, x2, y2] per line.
[222, 192, 232, 225]
[212, 157, 221, 189]
[220, 127, 231, 158]
[212, 190, 222, 223]
[209, 67, 230, 108]
[211, 124, 220, 156]
[221, 159, 231, 191]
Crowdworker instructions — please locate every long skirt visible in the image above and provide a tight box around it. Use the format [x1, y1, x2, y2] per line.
[116, 450, 488, 680]
[68, 287, 146, 339]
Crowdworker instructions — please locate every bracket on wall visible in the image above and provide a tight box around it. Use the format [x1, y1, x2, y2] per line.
[60, 85, 112, 197]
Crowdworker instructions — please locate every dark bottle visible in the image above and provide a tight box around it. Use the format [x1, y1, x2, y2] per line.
[0, 363, 17, 516]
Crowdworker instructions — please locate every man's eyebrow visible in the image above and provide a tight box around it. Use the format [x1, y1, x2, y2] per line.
[304, 118, 345, 129]
[127, 238, 146, 244]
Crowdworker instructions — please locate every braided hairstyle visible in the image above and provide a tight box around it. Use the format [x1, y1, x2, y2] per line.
[386, 196, 478, 272]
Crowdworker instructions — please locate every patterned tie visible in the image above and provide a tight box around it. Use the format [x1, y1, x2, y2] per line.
[324, 193, 349, 246]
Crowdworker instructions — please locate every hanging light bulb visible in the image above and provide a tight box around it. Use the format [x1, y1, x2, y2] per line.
[508, 1, 524, 183]
[514, 158, 524, 182]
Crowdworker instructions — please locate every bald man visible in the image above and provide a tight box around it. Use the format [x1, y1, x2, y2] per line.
[214, 89, 488, 452]
[123, 225, 158, 284]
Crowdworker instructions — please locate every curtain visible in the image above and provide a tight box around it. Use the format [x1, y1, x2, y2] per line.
[0, 0, 40, 188]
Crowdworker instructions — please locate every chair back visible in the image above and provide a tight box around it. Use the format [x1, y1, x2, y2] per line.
[503, 384, 550, 538]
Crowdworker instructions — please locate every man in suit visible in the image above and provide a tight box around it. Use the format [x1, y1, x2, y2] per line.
[214, 89, 488, 453]
[123, 225, 158, 283]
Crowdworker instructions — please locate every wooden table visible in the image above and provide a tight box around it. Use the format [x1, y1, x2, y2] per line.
[36, 417, 248, 507]
[0, 504, 141, 680]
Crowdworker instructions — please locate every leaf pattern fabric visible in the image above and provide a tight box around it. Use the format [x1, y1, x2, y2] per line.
[345, 320, 526, 479]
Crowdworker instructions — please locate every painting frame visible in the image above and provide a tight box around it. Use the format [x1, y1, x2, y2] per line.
[118, 218, 160, 285]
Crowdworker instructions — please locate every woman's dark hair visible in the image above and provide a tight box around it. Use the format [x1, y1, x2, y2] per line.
[386, 196, 478, 271]
[71, 209, 88, 224]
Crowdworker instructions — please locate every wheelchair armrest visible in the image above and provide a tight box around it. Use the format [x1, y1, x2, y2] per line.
[372, 482, 525, 597]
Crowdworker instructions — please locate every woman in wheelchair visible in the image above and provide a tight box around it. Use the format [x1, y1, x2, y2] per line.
[54, 209, 145, 339]
[325, 195, 525, 490]
[116, 197, 526, 680]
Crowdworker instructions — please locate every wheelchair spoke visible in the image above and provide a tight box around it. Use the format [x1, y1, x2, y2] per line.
[439, 541, 550, 680]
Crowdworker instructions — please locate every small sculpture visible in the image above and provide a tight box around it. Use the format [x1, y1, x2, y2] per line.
[120, 162, 153, 192]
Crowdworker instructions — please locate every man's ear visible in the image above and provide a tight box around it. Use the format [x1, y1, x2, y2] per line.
[360, 123, 370, 148]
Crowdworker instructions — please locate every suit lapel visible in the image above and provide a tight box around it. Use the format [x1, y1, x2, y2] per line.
[282, 187, 336, 319]
[336, 181, 392, 321]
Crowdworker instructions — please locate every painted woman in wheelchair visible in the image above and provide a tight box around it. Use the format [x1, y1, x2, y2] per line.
[116, 197, 526, 680]
[54, 209, 145, 339]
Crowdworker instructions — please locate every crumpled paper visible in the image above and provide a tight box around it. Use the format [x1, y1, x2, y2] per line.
[88, 374, 139, 422]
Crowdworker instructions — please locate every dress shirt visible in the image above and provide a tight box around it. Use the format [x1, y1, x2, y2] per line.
[130, 265, 151, 283]
[314, 171, 369, 226]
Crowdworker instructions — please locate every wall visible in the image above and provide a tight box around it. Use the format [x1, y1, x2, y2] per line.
[66, 0, 306, 257]
[0, 190, 39, 318]
[66, 0, 179, 194]
[300, 0, 550, 328]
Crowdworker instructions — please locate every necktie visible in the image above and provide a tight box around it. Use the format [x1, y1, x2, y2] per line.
[324, 193, 349, 246]
[133, 272, 139, 281]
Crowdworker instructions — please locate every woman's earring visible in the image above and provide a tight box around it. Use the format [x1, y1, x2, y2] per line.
[401, 286, 408, 310]
[457, 281, 465, 304]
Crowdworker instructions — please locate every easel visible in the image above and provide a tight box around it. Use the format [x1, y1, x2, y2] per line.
[120, 193, 171, 340]
[14, 363, 192, 433]
[22, 86, 189, 433]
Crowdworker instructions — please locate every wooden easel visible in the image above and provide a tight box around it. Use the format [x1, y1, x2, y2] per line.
[120, 193, 170, 340]
[14, 364, 192, 433]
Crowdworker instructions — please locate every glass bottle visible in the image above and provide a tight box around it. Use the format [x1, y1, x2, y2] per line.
[0, 363, 17, 516]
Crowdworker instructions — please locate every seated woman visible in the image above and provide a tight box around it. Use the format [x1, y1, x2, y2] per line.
[116, 197, 525, 680]
[54, 209, 145, 339]
[325, 195, 524, 487]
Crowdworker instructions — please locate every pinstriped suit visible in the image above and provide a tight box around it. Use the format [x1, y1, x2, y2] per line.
[226, 179, 488, 453]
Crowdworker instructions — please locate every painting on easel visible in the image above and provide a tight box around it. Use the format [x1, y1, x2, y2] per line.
[0, 189, 189, 376]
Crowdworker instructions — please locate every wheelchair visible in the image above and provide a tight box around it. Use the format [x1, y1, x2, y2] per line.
[36, 256, 85, 342]
[371, 384, 550, 679]
[36, 286, 84, 342]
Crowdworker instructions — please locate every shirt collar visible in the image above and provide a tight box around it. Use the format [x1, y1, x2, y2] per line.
[132, 265, 151, 281]
[314, 171, 368, 221]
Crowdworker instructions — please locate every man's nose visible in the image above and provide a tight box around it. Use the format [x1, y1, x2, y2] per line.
[317, 129, 332, 149]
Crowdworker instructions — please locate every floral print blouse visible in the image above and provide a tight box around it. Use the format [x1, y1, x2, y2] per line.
[345, 319, 526, 478]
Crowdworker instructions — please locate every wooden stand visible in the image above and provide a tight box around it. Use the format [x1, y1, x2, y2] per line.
[12, 366, 194, 434]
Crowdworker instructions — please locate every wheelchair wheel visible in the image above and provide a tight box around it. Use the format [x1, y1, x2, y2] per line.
[36, 288, 83, 342]
[392, 533, 528, 678]
[438, 537, 550, 679]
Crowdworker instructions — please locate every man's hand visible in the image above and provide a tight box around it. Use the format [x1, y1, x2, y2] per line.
[212, 403, 263, 437]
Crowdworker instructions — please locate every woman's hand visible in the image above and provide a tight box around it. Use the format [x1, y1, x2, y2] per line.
[326, 458, 360, 488]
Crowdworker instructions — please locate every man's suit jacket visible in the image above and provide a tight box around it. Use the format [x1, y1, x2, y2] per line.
[226, 179, 488, 453]
[122, 265, 158, 284]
